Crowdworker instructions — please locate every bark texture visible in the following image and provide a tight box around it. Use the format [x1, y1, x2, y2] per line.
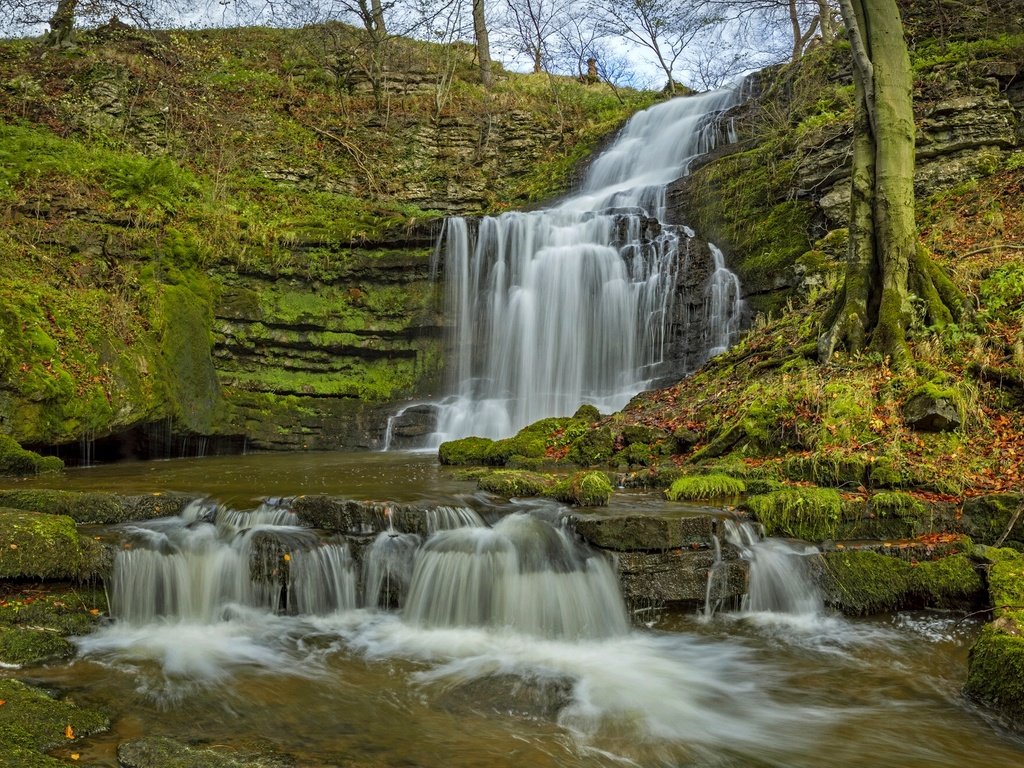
[473, 0, 493, 88]
[819, 0, 962, 365]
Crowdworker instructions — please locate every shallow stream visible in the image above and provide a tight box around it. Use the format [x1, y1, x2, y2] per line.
[5, 452, 1023, 767]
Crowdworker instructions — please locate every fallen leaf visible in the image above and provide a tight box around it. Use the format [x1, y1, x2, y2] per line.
[71, 754, 80, 761]
[65, 724, 75, 739]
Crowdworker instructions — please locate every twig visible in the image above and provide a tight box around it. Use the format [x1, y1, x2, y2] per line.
[960, 244, 1024, 258]
[993, 503, 1024, 548]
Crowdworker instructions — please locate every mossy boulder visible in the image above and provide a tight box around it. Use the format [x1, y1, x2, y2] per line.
[0, 436, 63, 477]
[665, 474, 746, 501]
[0, 490, 195, 524]
[477, 470, 556, 498]
[744, 487, 843, 541]
[0, 626, 75, 666]
[572, 404, 601, 422]
[552, 471, 614, 507]
[965, 547, 1024, 727]
[438, 436, 495, 466]
[817, 550, 982, 615]
[960, 493, 1024, 549]
[0, 509, 100, 579]
[0, 679, 109, 762]
[567, 426, 616, 467]
[0, 584, 108, 636]
[902, 385, 962, 432]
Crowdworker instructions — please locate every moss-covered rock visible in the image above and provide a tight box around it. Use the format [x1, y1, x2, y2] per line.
[965, 546, 1024, 727]
[0, 584, 108, 635]
[0, 436, 63, 477]
[0, 626, 75, 666]
[745, 487, 843, 541]
[665, 474, 746, 501]
[960, 493, 1024, 549]
[782, 453, 869, 489]
[572, 404, 601, 422]
[552, 471, 614, 507]
[0, 509, 99, 579]
[0, 489, 194, 524]
[477, 470, 556, 498]
[438, 436, 495, 466]
[0, 679, 109, 761]
[567, 426, 616, 467]
[817, 549, 982, 615]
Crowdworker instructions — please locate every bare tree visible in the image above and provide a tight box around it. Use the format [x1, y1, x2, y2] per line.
[500, 0, 568, 73]
[0, 0, 175, 44]
[594, 0, 717, 94]
[471, 0, 492, 87]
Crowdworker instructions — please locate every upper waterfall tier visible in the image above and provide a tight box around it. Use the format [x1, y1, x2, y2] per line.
[425, 86, 744, 445]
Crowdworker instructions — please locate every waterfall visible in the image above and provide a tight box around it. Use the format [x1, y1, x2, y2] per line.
[110, 501, 358, 623]
[403, 513, 629, 639]
[427, 87, 745, 444]
[714, 518, 823, 616]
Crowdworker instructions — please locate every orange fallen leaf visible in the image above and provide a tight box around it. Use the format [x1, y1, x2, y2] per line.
[65, 724, 75, 739]
[89, 609, 100, 616]
[282, 553, 291, 562]
[71, 754, 80, 761]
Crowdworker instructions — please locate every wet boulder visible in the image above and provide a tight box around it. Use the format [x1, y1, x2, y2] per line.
[902, 389, 962, 432]
[0, 508, 104, 580]
[572, 514, 714, 551]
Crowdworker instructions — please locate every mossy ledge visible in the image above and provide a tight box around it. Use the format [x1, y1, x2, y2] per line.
[965, 547, 1024, 729]
[0, 679, 109, 765]
[474, 469, 613, 507]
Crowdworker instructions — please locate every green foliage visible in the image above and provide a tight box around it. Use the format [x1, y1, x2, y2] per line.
[979, 262, 1024, 325]
[665, 474, 746, 501]
[745, 487, 843, 541]
[553, 471, 614, 507]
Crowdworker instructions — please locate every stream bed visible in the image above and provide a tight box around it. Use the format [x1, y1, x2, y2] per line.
[4, 452, 1023, 767]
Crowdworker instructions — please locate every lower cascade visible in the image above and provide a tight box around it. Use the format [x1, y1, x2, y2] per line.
[70, 490, 1015, 768]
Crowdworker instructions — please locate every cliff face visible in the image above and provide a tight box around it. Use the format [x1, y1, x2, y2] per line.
[0, 24, 650, 459]
[668, 25, 1024, 318]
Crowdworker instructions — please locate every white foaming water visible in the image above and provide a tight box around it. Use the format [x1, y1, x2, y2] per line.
[428, 88, 744, 444]
[110, 504, 358, 623]
[403, 513, 629, 639]
[722, 517, 823, 616]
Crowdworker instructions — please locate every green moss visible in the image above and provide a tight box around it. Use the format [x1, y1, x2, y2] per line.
[0, 490, 122, 523]
[0, 436, 64, 477]
[438, 436, 495, 466]
[0, 509, 94, 579]
[665, 474, 747, 501]
[0, 626, 75, 666]
[0, 585, 108, 635]
[965, 622, 1024, 725]
[477, 470, 556, 498]
[783, 453, 869, 488]
[0, 679, 109, 755]
[745, 487, 843, 541]
[553, 471, 614, 507]
[567, 426, 617, 467]
[818, 550, 914, 614]
[573, 404, 601, 422]
[912, 554, 982, 607]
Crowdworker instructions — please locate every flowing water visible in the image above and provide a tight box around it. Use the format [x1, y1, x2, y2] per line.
[5, 453, 1024, 767]
[424, 88, 745, 444]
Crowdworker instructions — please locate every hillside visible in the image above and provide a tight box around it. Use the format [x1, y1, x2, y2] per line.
[0, 22, 652, 461]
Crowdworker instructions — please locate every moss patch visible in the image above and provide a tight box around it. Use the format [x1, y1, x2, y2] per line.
[0, 626, 75, 666]
[0, 509, 97, 579]
[552, 471, 614, 507]
[477, 470, 555, 498]
[665, 474, 746, 501]
[0, 678, 109, 758]
[0, 436, 63, 477]
[745, 487, 843, 541]
[438, 436, 495, 466]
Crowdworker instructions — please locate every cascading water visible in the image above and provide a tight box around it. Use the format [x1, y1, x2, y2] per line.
[707, 517, 823, 617]
[424, 87, 746, 444]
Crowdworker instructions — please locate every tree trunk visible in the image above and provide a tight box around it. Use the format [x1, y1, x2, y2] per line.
[818, 0, 835, 39]
[370, 0, 387, 35]
[473, 0, 493, 89]
[789, 0, 804, 61]
[819, 0, 962, 366]
[47, 0, 77, 47]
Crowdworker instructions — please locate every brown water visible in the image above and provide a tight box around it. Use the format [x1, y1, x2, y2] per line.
[4, 452, 1023, 767]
